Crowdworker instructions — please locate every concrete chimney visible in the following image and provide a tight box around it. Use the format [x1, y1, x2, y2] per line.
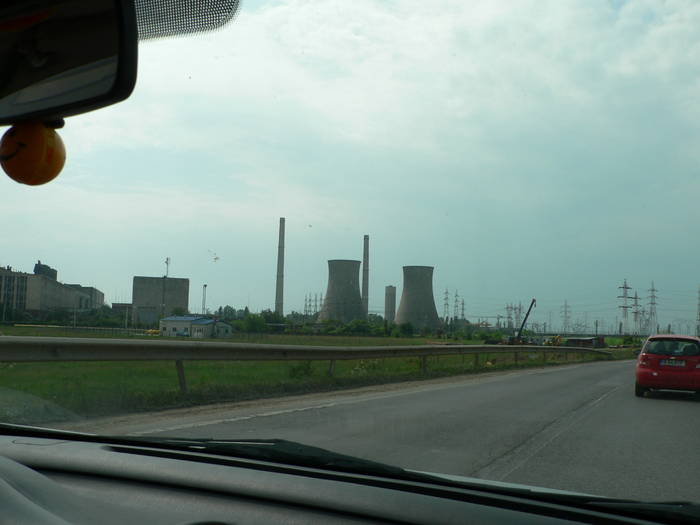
[384, 285, 396, 323]
[395, 266, 439, 331]
[362, 235, 369, 317]
[275, 217, 285, 316]
[318, 260, 364, 323]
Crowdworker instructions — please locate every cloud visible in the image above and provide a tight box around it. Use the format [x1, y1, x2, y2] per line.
[3, 0, 700, 322]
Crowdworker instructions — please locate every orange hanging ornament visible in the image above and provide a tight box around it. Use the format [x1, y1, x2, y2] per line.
[1, 122, 66, 185]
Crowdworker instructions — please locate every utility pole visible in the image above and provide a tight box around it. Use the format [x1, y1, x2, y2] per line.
[618, 279, 632, 335]
[561, 300, 571, 334]
[164, 257, 170, 278]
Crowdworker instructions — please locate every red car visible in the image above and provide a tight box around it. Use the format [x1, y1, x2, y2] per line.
[635, 335, 700, 397]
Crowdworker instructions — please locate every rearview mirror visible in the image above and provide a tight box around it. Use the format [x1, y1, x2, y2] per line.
[0, 0, 138, 125]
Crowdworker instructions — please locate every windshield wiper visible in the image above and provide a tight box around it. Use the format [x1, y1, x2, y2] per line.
[585, 501, 700, 524]
[0, 423, 424, 481]
[125, 436, 417, 479]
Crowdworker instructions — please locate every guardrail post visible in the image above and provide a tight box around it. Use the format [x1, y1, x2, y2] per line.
[474, 353, 480, 369]
[514, 351, 519, 365]
[327, 359, 336, 377]
[175, 360, 187, 394]
[420, 356, 427, 374]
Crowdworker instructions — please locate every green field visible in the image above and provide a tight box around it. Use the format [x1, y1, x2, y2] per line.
[0, 325, 428, 346]
[0, 345, 620, 425]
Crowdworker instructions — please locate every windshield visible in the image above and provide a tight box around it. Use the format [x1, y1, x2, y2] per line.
[644, 339, 700, 356]
[2, 0, 700, 508]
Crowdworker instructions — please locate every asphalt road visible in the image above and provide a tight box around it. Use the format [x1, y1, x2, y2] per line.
[92, 360, 700, 502]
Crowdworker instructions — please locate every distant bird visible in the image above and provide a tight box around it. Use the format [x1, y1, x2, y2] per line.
[207, 250, 220, 263]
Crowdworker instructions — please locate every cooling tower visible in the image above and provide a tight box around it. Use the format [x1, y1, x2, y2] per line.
[318, 259, 364, 323]
[275, 217, 285, 316]
[362, 235, 369, 317]
[384, 285, 396, 323]
[395, 266, 439, 330]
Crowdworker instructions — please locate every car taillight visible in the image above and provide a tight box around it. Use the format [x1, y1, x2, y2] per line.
[638, 354, 651, 367]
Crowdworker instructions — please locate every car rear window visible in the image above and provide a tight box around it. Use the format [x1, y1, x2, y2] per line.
[644, 340, 700, 356]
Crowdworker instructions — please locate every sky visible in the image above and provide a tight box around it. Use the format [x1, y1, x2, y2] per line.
[3, 0, 700, 332]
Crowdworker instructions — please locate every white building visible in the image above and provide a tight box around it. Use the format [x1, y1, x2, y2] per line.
[159, 315, 232, 338]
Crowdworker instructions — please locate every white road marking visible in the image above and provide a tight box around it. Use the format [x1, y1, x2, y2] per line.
[127, 362, 621, 436]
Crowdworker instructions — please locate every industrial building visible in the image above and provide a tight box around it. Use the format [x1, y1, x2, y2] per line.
[395, 266, 440, 330]
[318, 260, 364, 324]
[131, 276, 189, 327]
[65, 284, 105, 310]
[111, 303, 132, 322]
[159, 315, 232, 338]
[0, 262, 104, 316]
[0, 267, 28, 315]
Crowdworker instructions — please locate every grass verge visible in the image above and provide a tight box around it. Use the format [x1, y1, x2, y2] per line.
[0, 348, 621, 425]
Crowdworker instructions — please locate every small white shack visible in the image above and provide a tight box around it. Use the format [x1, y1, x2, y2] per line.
[159, 315, 232, 338]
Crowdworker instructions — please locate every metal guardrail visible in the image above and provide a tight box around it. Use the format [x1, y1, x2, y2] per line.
[0, 336, 613, 362]
[0, 336, 613, 393]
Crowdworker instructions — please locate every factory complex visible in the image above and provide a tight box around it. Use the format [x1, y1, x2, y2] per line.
[0, 261, 104, 318]
[2, 218, 442, 332]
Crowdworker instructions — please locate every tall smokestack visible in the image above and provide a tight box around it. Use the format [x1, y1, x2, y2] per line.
[275, 217, 285, 316]
[385, 285, 396, 323]
[362, 234, 369, 317]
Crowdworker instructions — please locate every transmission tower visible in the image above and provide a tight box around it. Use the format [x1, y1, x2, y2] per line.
[631, 291, 641, 335]
[514, 302, 523, 328]
[453, 290, 460, 321]
[647, 282, 658, 335]
[304, 294, 308, 316]
[460, 299, 465, 320]
[505, 304, 514, 329]
[561, 300, 571, 333]
[618, 279, 632, 334]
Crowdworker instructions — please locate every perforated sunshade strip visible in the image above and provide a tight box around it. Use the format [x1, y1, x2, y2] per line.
[135, 0, 240, 40]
